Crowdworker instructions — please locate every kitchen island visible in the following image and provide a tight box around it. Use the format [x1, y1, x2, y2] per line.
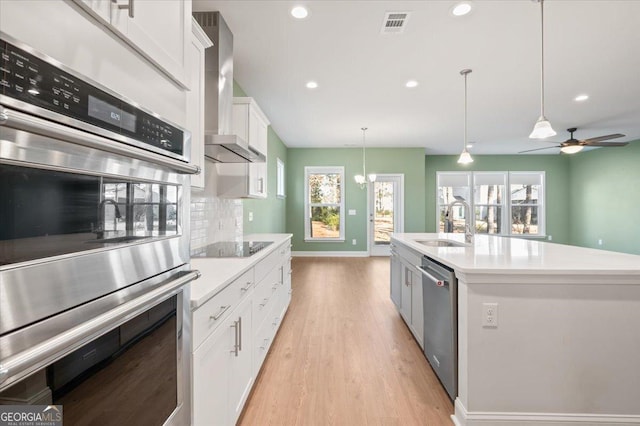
[391, 233, 640, 426]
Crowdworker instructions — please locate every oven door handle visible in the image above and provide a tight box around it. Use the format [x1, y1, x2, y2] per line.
[0, 269, 200, 387]
[0, 107, 200, 175]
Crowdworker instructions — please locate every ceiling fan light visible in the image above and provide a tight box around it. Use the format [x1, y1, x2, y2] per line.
[560, 145, 584, 154]
[354, 174, 366, 185]
[529, 116, 557, 139]
[457, 149, 474, 164]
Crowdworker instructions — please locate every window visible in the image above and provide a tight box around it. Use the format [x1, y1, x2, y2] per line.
[276, 158, 285, 199]
[436, 171, 545, 236]
[510, 172, 544, 235]
[304, 166, 344, 241]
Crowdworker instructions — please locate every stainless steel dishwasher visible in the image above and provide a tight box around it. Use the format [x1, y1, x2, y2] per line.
[419, 256, 457, 400]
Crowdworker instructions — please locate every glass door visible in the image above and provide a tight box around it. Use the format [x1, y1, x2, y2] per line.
[369, 174, 404, 256]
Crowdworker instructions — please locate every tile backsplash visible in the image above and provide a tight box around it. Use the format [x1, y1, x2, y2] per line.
[190, 163, 243, 254]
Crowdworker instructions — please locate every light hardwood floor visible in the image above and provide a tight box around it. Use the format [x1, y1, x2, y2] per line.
[239, 257, 454, 426]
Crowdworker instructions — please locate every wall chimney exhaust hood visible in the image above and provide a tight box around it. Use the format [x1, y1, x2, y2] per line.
[193, 11, 266, 163]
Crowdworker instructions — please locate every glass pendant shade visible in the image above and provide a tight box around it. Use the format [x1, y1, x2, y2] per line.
[560, 145, 584, 154]
[529, 115, 557, 139]
[368, 174, 377, 182]
[457, 149, 474, 164]
[354, 174, 366, 185]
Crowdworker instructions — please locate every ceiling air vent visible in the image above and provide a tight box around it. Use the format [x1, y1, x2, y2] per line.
[381, 12, 411, 34]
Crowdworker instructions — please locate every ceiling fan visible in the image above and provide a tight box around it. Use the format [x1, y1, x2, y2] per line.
[520, 127, 627, 154]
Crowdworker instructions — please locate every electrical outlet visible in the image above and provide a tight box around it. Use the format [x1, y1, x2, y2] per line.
[598, 239, 603, 246]
[248, 212, 254, 222]
[352, 239, 357, 245]
[547, 235, 552, 241]
[348, 209, 356, 216]
[482, 303, 498, 328]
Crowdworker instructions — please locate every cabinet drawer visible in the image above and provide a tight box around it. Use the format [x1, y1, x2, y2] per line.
[252, 265, 282, 334]
[253, 300, 280, 376]
[193, 269, 254, 350]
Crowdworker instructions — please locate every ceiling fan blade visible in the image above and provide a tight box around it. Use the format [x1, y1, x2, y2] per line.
[583, 141, 629, 147]
[518, 146, 560, 153]
[582, 133, 625, 143]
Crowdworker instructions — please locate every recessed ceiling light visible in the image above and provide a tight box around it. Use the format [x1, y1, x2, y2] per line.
[405, 80, 418, 88]
[452, 2, 472, 17]
[291, 6, 309, 19]
[574, 94, 589, 102]
[306, 81, 318, 89]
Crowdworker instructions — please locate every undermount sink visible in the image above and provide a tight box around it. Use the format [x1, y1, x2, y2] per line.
[86, 236, 150, 244]
[416, 239, 465, 248]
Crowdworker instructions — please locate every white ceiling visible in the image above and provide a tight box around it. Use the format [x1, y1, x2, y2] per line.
[193, 0, 640, 155]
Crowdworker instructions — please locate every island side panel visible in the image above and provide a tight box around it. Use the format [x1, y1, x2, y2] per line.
[457, 275, 640, 418]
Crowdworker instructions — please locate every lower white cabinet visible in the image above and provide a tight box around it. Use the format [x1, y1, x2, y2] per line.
[390, 243, 424, 348]
[192, 237, 292, 425]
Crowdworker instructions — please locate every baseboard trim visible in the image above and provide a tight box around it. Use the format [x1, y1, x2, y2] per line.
[292, 251, 369, 257]
[453, 399, 640, 425]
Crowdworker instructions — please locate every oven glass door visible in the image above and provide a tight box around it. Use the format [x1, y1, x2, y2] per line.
[0, 163, 180, 267]
[0, 295, 180, 425]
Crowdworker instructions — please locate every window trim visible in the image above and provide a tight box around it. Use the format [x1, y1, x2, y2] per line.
[304, 166, 345, 242]
[436, 171, 546, 237]
[276, 157, 285, 199]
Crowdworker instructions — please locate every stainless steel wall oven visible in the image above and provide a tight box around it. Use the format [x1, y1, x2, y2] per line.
[0, 33, 199, 425]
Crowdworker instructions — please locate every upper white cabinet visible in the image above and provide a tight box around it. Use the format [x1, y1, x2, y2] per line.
[233, 98, 269, 156]
[187, 20, 213, 190]
[73, 0, 191, 88]
[217, 97, 270, 199]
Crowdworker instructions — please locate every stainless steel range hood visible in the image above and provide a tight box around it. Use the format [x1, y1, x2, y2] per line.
[193, 11, 265, 163]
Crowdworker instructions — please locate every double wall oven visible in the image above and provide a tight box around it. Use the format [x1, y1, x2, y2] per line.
[0, 33, 199, 425]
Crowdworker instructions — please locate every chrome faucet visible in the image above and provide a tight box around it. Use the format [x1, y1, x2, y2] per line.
[95, 199, 122, 239]
[447, 199, 473, 244]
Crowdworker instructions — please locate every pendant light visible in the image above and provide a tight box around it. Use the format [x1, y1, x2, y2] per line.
[354, 127, 376, 188]
[458, 69, 474, 165]
[529, 0, 556, 139]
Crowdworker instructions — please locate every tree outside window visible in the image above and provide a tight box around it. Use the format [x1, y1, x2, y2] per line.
[304, 167, 345, 241]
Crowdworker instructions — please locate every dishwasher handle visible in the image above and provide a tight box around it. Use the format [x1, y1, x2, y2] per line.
[417, 265, 448, 288]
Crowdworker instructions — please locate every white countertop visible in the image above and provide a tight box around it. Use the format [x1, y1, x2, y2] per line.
[189, 234, 292, 309]
[392, 233, 640, 276]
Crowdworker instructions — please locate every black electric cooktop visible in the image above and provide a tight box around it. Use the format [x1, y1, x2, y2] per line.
[192, 241, 273, 258]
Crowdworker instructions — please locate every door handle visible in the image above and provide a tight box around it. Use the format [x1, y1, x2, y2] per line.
[230, 319, 239, 357]
[417, 265, 448, 287]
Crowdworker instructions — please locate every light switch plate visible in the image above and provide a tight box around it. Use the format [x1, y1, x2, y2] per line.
[348, 209, 356, 215]
[248, 212, 254, 222]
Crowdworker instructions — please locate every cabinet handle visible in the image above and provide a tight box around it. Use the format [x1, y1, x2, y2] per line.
[258, 177, 264, 193]
[210, 305, 230, 321]
[272, 317, 279, 326]
[260, 338, 269, 350]
[112, 0, 134, 18]
[240, 282, 252, 292]
[230, 319, 239, 357]
[238, 316, 242, 352]
[259, 297, 269, 307]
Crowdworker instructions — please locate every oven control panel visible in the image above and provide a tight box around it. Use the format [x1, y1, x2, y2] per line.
[0, 37, 185, 159]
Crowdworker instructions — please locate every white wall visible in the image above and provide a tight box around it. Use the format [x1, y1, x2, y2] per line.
[455, 272, 640, 424]
[0, 0, 187, 127]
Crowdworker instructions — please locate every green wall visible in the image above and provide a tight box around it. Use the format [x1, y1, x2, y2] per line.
[568, 141, 640, 254]
[424, 155, 572, 244]
[234, 81, 288, 234]
[286, 148, 426, 252]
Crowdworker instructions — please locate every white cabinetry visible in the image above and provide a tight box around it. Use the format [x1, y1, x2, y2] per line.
[186, 20, 213, 190]
[72, 0, 190, 88]
[390, 243, 424, 348]
[217, 98, 270, 199]
[192, 237, 292, 425]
